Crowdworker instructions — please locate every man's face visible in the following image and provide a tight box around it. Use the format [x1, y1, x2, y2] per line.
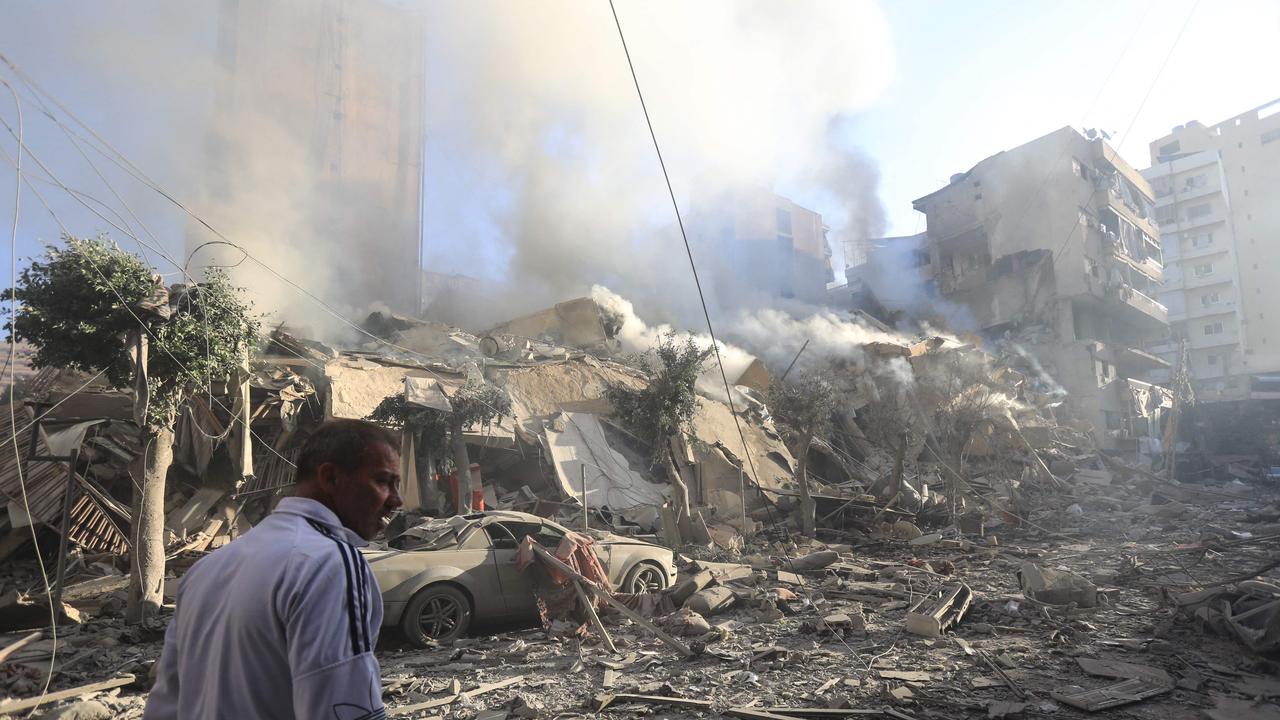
[324, 442, 403, 540]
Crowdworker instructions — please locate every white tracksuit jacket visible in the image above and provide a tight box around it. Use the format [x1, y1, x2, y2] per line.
[144, 497, 385, 720]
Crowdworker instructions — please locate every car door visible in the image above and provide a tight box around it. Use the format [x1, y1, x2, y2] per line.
[485, 522, 540, 619]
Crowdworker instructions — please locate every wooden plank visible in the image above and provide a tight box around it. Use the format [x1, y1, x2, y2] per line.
[0, 631, 41, 665]
[597, 694, 714, 712]
[742, 710, 885, 718]
[0, 674, 134, 715]
[388, 674, 524, 716]
[572, 580, 617, 654]
[1051, 678, 1169, 712]
[530, 544, 694, 657]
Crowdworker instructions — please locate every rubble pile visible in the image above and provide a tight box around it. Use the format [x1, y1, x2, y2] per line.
[1, 295, 1278, 718]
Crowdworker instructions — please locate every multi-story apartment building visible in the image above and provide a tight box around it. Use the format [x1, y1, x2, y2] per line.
[1142, 99, 1280, 403]
[685, 188, 834, 305]
[196, 0, 426, 314]
[908, 127, 1172, 450]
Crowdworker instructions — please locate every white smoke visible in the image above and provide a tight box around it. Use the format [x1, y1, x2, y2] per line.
[423, 0, 895, 330]
[593, 284, 928, 396]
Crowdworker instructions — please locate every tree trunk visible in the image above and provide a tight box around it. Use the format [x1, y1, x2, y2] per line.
[127, 424, 173, 624]
[450, 420, 472, 514]
[661, 447, 693, 532]
[797, 434, 816, 537]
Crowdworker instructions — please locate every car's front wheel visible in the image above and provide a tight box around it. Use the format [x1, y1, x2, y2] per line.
[401, 584, 472, 647]
[622, 562, 669, 594]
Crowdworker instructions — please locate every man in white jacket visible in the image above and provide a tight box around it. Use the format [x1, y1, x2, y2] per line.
[145, 419, 403, 719]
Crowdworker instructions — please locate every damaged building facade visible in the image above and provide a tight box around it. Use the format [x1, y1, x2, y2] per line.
[873, 127, 1174, 451]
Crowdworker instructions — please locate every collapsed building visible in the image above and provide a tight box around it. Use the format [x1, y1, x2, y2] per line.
[0, 280, 1097, 573]
[849, 126, 1175, 456]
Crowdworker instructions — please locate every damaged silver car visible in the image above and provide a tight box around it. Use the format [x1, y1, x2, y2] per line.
[362, 510, 676, 646]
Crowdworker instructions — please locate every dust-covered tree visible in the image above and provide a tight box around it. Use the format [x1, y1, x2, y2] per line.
[769, 372, 840, 537]
[369, 378, 509, 514]
[607, 332, 710, 531]
[7, 236, 259, 622]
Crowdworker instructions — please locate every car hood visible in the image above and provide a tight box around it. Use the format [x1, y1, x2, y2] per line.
[589, 531, 667, 550]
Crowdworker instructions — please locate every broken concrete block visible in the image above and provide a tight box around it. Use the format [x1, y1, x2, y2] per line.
[908, 532, 943, 546]
[1019, 563, 1097, 607]
[888, 520, 923, 540]
[788, 550, 839, 571]
[821, 610, 866, 635]
[1073, 469, 1113, 486]
[905, 582, 973, 637]
[659, 607, 712, 637]
[684, 586, 737, 616]
[668, 569, 714, 607]
[46, 700, 112, 720]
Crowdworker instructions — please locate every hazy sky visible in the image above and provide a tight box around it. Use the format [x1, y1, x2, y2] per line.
[2, 0, 1278, 296]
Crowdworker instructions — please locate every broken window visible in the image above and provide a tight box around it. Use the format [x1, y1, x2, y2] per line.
[1193, 262, 1214, 278]
[487, 521, 565, 550]
[1158, 140, 1181, 157]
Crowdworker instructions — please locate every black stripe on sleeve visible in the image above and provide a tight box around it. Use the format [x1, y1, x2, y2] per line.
[305, 519, 362, 656]
[342, 541, 371, 653]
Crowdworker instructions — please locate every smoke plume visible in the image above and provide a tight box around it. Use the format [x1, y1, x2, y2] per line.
[422, 0, 895, 332]
[3, 1, 896, 347]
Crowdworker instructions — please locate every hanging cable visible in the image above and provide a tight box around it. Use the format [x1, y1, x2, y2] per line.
[1, 75, 58, 716]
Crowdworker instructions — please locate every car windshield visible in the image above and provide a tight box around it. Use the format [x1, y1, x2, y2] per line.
[388, 516, 470, 551]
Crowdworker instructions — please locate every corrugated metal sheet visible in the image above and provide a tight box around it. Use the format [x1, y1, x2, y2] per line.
[1, 404, 130, 554]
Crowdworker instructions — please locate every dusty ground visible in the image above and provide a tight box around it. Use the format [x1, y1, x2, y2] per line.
[3, 477, 1279, 720]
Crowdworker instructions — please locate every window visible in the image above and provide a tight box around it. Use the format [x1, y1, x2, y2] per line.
[1193, 263, 1213, 277]
[1071, 158, 1085, 178]
[1155, 205, 1177, 225]
[1190, 232, 1214, 248]
[1262, 127, 1280, 145]
[1158, 140, 1181, 156]
[487, 521, 565, 550]
[1204, 322, 1224, 336]
[1182, 173, 1207, 190]
[1186, 203, 1211, 219]
[1201, 292, 1220, 307]
[1207, 354, 1219, 366]
[775, 207, 793, 236]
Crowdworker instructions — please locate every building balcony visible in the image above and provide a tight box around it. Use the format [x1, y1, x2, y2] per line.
[1154, 182, 1222, 208]
[1171, 209, 1227, 232]
[1077, 279, 1169, 330]
[1104, 194, 1161, 239]
[1176, 243, 1230, 263]
[1091, 341, 1172, 374]
[1183, 271, 1234, 290]
[1187, 333, 1239, 351]
[1185, 300, 1238, 320]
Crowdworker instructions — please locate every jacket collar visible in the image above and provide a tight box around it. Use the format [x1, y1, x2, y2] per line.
[274, 497, 369, 547]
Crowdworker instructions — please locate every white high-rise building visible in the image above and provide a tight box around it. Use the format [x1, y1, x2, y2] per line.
[1142, 99, 1280, 402]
